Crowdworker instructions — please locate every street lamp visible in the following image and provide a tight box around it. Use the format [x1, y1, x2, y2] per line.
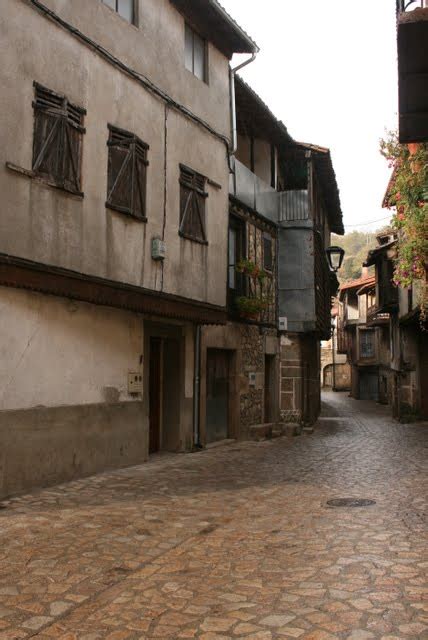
[326, 246, 345, 273]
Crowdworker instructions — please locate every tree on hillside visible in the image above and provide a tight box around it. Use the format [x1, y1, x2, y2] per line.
[331, 230, 379, 283]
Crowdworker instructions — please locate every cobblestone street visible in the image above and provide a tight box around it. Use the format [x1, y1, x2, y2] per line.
[0, 392, 427, 640]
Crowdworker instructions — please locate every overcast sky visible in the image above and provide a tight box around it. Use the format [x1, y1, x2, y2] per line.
[221, 0, 398, 233]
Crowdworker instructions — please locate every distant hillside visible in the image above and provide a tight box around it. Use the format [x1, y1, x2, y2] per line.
[331, 230, 381, 283]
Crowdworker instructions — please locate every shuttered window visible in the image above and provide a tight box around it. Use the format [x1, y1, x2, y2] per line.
[32, 83, 85, 195]
[179, 165, 208, 244]
[106, 125, 149, 221]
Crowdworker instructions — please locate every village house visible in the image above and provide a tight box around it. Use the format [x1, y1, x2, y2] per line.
[365, 233, 428, 420]
[320, 305, 351, 392]
[0, 0, 258, 498]
[200, 76, 344, 443]
[337, 265, 393, 404]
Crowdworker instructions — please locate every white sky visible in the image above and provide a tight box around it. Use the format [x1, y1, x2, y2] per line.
[220, 0, 398, 232]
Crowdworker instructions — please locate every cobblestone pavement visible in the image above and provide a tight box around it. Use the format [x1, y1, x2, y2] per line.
[0, 392, 427, 640]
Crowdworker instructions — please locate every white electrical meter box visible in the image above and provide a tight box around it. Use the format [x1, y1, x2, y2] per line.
[151, 237, 166, 260]
[248, 372, 256, 387]
[128, 372, 143, 394]
[279, 316, 288, 331]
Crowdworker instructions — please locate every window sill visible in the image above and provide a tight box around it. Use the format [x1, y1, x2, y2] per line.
[105, 202, 147, 222]
[179, 231, 208, 246]
[6, 162, 84, 198]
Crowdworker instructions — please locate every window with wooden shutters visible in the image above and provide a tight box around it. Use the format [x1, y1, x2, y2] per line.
[179, 165, 208, 244]
[106, 125, 149, 221]
[32, 83, 85, 195]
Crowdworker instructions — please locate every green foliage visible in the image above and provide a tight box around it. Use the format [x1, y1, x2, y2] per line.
[380, 132, 427, 324]
[331, 231, 376, 283]
[235, 296, 269, 317]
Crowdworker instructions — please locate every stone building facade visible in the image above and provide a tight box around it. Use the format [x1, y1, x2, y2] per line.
[0, 0, 257, 498]
[200, 199, 280, 444]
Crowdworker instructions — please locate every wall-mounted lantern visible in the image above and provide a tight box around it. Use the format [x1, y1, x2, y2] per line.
[326, 246, 345, 273]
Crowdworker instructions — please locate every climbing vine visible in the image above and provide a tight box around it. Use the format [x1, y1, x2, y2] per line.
[380, 131, 428, 324]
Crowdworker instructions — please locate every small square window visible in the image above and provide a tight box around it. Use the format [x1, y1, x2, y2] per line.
[102, 0, 135, 24]
[184, 23, 208, 83]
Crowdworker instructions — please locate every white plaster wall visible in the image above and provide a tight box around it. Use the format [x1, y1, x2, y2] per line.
[0, 0, 229, 307]
[28, 0, 231, 138]
[0, 287, 144, 410]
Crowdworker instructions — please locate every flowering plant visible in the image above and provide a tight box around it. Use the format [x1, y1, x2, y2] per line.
[380, 132, 427, 324]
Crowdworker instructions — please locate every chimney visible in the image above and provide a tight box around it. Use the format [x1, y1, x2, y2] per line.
[361, 266, 370, 279]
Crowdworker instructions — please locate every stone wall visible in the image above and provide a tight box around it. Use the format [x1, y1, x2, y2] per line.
[239, 325, 265, 430]
[200, 323, 280, 444]
[280, 333, 322, 426]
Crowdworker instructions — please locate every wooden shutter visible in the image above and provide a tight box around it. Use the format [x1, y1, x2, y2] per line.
[32, 83, 84, 193]
[106, 125, 148, 219]
[179, 166, 207, 243]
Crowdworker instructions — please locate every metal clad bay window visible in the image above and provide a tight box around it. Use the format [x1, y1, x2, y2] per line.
[102, 0, 134, 24]
[185, 23, 207, 82]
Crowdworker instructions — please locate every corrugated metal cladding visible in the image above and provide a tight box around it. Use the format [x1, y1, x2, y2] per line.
[279, 190, 309, 222]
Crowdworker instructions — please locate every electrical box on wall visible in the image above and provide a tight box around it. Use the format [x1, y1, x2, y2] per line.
[128, 372, 143, 394]
[248, 372, 256, 387]
[151, 237, 166, 260]
[279, 317, 288, 331]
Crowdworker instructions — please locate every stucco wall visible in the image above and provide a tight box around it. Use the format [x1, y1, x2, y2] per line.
[0, 0, 229, 307]
[26, 0, 231, 138]
[0, 287, 143, 411]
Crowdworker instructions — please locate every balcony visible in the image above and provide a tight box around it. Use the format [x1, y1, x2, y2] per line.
[229, 159, 279, 221]
[279, 190, 310, 226]
[367, 305, 390, 326]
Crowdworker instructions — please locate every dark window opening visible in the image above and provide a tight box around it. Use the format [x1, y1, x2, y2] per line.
[32, 83, 85, 195]
[185, 23, 208, 83]
[228, 217, 246, 294]
[179, 165, 208, 244]
[360, 330, 375, 359]
[106, 124, 149, 220]
[102, 0, 135, 24]
[263, 233, 273, 272]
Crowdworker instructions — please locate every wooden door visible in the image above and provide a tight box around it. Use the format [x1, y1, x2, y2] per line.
[206, 350, 229, 444]
[149, 337, 162, 454]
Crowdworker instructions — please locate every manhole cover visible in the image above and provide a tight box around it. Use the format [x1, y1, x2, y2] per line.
[327, 498, 376, 508]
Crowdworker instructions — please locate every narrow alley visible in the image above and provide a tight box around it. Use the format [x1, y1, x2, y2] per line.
[0, 393, 427, 640]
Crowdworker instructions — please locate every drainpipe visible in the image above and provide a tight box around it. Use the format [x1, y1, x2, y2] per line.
[230, 52, 258, 156]
[193, 325, 202, 449]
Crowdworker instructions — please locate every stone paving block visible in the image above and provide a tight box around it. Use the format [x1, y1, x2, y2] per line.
[0, 392, 426, 639]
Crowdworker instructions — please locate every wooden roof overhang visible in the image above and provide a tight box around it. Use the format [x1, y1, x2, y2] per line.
[234, 78, 344, 236]
[364, 240, 397, 267]
[235, 76, 293, 146]
[398, 8, 428, 143]
[169, 0, 258, 58]
[295, 143, 344, 235]
[0, 254, 227, 325]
